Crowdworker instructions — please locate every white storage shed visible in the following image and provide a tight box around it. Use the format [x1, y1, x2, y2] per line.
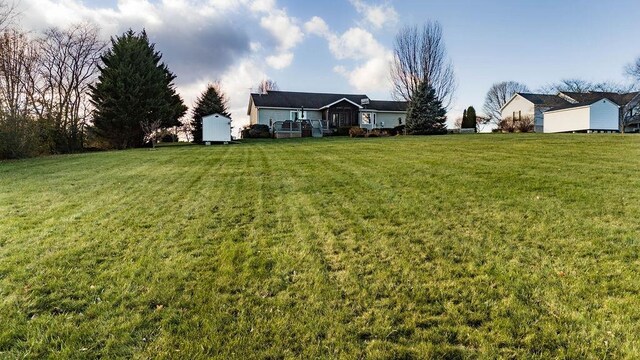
[202, 113, 232, 143]
[543, 98, 619, 133]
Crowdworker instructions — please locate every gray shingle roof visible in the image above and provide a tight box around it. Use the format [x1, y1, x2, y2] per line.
[250, 91, 407, 111]
[545, 98, 608, 112]
[586, 91, 639, 106]
[559, 91, 639, 107]
[518, 93, 571, 108]
[367, 100, 408, 111]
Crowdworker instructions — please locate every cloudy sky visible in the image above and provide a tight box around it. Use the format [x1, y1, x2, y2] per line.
[15, 0, 640, 129]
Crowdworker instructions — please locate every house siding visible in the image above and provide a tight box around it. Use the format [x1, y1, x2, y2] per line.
[250, 102, 258, 125]
[374, 112, 406, 128]
[501, 95, 537, 130]
[256, 108, 323, 126]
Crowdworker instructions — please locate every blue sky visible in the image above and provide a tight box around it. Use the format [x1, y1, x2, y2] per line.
[17, 0, 640, 127]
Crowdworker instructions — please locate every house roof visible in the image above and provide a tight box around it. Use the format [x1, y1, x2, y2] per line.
[250, 91, 368, 109]
[249, 90, 408, 112]
[518, 93, 571, 108]
[588, 91, 638, 106]
[546, 97, 618, 112]
[367, 100, 409, 112]
[559, 91, 639, 107]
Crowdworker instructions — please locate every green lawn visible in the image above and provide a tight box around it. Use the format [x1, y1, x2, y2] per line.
[1, 134, 640, 359]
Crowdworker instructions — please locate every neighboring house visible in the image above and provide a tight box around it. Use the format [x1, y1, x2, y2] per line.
[247, 90, 408, 134]
[500, 93, 572, 133]
[500, 91, 640, 133]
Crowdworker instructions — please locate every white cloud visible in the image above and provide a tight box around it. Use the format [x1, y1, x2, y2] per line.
[266, 52, 294, 69]
[248, 0, 275, 13]
[350, 0, 399, 29]
[338, 54, 393, 92]
[219, 58, 268, 135]
[260, 11, 303, 51]
[306, 16, 393, 93]
[247, 0, 303, 69]
[304, 16, 330, 37]
[328, 27, 386, 60]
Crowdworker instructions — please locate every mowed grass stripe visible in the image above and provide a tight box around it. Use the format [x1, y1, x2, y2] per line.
[0, 134, 639, 358]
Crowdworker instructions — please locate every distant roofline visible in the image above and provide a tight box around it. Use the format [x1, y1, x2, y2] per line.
[544, 97, 619, 113]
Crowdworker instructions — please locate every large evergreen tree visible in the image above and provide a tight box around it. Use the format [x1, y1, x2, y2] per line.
[405, 81, 447, 135]
[89, 30, 187, 149]
[190, 84, 230, 143]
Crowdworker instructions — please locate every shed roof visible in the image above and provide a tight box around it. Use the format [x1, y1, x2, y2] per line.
[546, 97, 618, 112]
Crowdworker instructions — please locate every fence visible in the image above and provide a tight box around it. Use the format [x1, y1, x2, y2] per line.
[272, 120, 323, 138]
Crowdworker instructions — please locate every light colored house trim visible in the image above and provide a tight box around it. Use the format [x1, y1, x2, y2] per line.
[319, 97, 363, 110]
[359, 109, 406, 113]
[254, 106, 322, 111]
[499, 93, 525, 112]
[543, 104, 590, 114]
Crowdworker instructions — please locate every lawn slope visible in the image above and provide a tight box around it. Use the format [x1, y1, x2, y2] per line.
[1, 134, 639, 358]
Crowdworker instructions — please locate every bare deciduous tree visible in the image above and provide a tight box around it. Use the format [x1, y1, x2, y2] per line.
[0, 1, 19, 31]
[538, 78, 635, 94]
[0, 29, 38, 118]
[627, 57, 640, 83]
[390, 21, 456, 109]
[34, 23, 105, 151]
[255, 79, 279, 94]
[140, 119, 162, 149]
[482, 81, 529, 124]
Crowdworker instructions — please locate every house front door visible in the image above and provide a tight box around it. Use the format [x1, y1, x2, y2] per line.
[331, 110, 353, 128]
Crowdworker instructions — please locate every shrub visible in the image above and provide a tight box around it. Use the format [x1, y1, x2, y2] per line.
[391, 125, 406, 136]
[0, 114, 41, 159]
[328, 127, 352, 136]
[515, 117, 534, 133]
[367, 129, 390, 137]
[160, 133, 178, 143]
[241, 124, 271, 139]
[349, 127, 367, 137]
[497, 116, 534, 133]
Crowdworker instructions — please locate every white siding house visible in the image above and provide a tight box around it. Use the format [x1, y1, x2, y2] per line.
[544, 98, 619, 133]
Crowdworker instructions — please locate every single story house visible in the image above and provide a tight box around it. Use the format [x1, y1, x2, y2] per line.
[500, 91, 640, 133]
[247, 90, 408, 134]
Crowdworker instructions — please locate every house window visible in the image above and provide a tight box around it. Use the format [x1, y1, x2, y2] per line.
[398, 117, 402, 125]
[290, 111, 299, 121]
[362, 112, 371, 125]
[518, 111, 522, 121]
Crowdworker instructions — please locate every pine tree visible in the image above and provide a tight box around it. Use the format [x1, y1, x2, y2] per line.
[461, 106, 476, 130]
[462, 109, 467, 128]
[190, 84, 231, 143]
[89, 29, 187, 149]
[405, 82, 447, 135]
